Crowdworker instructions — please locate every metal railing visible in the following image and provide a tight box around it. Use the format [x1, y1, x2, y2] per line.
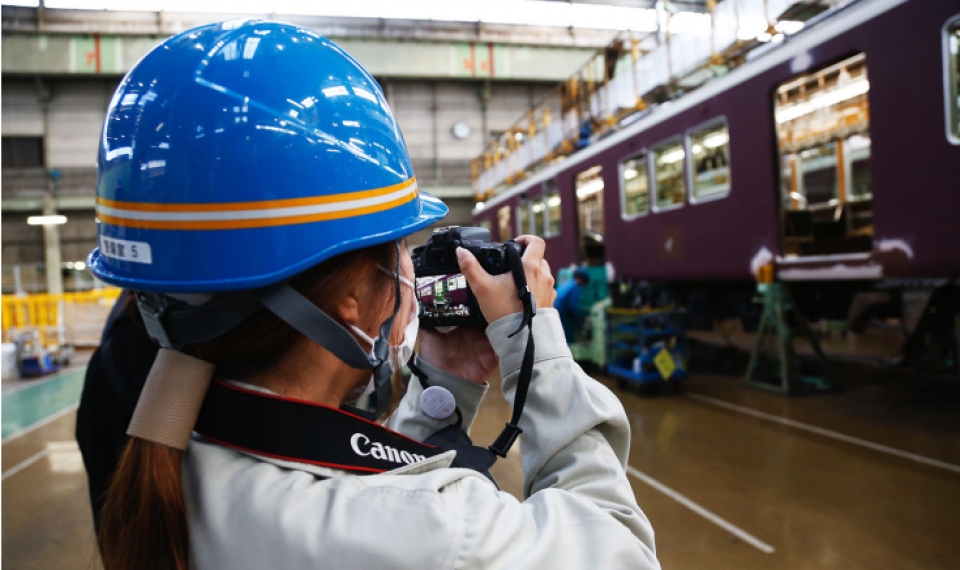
[471, 0, 826, 201]
[2, 288, 123, 347]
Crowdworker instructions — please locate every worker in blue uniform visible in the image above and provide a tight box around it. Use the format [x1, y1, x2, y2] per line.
[555, 268, 590, 344]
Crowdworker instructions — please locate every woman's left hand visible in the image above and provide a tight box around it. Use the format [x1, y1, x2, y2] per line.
[417, 327, 497, 386]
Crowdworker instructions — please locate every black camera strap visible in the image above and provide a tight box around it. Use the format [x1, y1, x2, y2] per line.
[488, 241, 537, 457]
[195, 379, 447, 474]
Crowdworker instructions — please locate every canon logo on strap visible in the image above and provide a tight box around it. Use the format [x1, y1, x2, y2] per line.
[350, 433, 427, 465]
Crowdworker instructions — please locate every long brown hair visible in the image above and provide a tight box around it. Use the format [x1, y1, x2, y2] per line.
[97, 242, 397, 570]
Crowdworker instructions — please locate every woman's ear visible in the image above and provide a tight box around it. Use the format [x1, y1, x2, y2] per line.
[336, 296, 362, 329]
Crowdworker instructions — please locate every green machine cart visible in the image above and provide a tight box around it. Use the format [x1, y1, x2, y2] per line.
[556, 266, 609, 368]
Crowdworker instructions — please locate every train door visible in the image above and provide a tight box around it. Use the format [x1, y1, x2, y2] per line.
[775, 53, 873, 257]
[497, 204, 512, 241]
[574, 165, 605, 263]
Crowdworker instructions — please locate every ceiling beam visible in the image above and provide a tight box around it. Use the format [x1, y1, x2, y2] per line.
[2, 6, 623, 49]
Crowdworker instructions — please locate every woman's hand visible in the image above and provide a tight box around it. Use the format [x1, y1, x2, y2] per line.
[457, 235, 556, 325]
[418, 327, 497, 386]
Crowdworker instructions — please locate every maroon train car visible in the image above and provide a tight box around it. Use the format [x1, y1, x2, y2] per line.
[474, 0, 960, 333]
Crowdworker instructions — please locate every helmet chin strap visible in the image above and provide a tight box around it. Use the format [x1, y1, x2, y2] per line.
[252, 239, 403, 421]
[136, 240, 405, 422]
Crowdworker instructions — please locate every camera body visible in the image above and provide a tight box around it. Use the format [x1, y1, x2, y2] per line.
[412, 226, 522, 327]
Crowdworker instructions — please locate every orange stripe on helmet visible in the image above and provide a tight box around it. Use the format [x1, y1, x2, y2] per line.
[96, 177, 417, 213]
[97, 190, 419, 231]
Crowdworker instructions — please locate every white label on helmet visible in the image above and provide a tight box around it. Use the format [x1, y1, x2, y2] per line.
[99, 236, 153, 264]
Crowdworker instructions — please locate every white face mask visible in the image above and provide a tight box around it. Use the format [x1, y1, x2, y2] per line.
[347, 267, 419, 398]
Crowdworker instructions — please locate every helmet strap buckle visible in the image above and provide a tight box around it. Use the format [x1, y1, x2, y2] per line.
[136, 292, 180, 350]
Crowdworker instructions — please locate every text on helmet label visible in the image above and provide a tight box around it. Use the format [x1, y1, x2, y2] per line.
[99, 236, 153, 264]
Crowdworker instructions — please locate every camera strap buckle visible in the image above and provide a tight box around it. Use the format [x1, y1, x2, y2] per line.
[489, 422, 523, 458]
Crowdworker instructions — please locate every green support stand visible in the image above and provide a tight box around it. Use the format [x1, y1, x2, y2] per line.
[745, 283, 833, 395]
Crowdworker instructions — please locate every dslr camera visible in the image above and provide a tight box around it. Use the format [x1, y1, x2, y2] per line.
[412, 226, 522, 327]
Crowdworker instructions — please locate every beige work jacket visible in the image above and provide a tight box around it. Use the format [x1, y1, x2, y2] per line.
[182, 308, 660, 569]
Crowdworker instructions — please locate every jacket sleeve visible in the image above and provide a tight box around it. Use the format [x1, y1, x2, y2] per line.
[387, 355, 489, 442]
[442, 308, 659, 569]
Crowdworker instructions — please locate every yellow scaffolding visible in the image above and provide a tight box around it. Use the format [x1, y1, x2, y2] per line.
[2, 288, 124, 347]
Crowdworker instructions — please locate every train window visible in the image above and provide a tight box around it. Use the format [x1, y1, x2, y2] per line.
[945, 16, 960, 143]
[775, 53, 872, 256]
[651, 138, 686, 211]
[497, 205, 512, 241]
[687, 119, 731, 202]
[620, 152, 650, 219]
[517, 200, 531, 235]
[545, 185, 562, 237]
[532, 197, 546, 236]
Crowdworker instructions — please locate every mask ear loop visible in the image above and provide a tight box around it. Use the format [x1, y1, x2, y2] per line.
[364, 239, 404, 418]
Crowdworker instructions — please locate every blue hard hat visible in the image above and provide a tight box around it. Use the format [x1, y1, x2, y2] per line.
[88, 20, 447, 292]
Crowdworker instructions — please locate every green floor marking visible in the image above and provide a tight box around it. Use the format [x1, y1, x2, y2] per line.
[2, 368, 86, 440]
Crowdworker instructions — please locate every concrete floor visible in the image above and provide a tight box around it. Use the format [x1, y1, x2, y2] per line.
[2, 362, 959, 569]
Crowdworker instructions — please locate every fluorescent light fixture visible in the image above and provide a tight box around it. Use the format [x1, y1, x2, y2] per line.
[576, 178, 604, 198]
[27, 215, 68, 226]
[475, 201, 485, 211]
[658, 148, 685, 164]
[776, 79, 869, 123]
[775, 20, 805, 35]
[623, 167, 638, 180]
[75, 261, 87, 271]
[547, 196, 561, 207]
[532, 203, 545, 213]
[702, 132, 729, 148]
[29, 1, 711, 33]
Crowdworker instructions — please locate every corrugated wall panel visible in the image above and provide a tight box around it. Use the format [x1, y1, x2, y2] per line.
[1, 79, 44, 136]
[46, 80, 114, 168]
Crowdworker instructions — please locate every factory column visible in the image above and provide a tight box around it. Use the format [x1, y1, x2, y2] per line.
[42, 190, 64, 295]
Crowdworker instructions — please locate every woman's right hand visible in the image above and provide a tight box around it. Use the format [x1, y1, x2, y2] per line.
[456, 235, 557, 325]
